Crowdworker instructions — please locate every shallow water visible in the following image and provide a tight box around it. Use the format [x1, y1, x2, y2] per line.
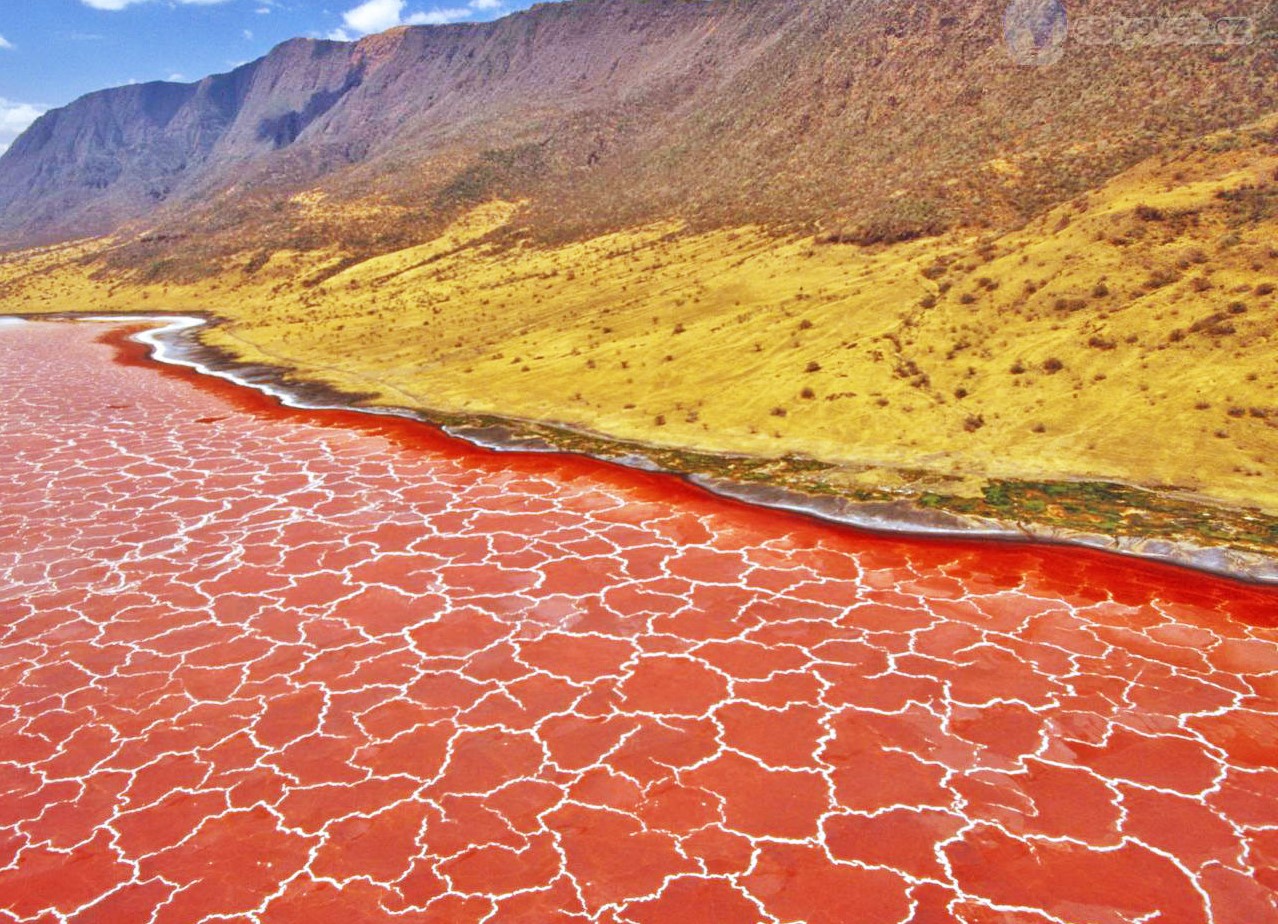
[1, 321, 1275, 923]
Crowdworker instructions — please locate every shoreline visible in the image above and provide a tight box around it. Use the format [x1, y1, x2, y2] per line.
[5, 311, 1278, 586]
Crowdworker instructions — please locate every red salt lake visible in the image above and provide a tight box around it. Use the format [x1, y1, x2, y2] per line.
[1, 319, 1276, 923]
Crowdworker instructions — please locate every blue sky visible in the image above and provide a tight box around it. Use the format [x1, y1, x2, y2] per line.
[0, 0, 551, 152]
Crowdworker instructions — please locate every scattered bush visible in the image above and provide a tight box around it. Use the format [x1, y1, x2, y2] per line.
[1214, 183, 1277, 225]
[1189, 313, 1237, 336]
[830, 198, 948, 246]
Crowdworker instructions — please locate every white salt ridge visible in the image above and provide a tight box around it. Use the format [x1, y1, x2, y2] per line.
[57, 314, 1278, 585]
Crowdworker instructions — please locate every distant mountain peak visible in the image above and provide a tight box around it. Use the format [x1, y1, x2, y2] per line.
[1, 0, 1273, 258]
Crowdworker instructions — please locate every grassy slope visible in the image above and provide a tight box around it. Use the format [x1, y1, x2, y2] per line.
[3, 120, 1276, 538]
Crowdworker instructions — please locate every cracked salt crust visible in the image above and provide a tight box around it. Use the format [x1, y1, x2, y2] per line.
[0, 321, 1275, 923]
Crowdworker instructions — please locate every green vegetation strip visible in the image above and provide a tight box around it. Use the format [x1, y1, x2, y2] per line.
[411, 405, 1278, 562]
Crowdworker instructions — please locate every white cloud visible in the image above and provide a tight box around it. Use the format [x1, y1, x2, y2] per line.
[328, 0, 503, 40]
[0, 34, 13, 50]
[335, 0, 406, 36]
[406, 7, 473, 26]
[0, 99, 47, 156]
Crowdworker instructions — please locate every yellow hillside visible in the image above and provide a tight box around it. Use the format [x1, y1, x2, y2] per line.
[3, 118, 1276, 542]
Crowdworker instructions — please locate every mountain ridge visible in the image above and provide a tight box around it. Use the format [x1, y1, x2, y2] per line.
[2, 0, 1275, 261]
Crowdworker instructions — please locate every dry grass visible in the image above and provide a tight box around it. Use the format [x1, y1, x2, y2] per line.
[4, 119, 1276, 515]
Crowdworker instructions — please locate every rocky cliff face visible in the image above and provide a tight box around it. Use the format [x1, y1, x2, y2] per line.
[0, 38, 371, 243]
[1, 0, 1274, 254]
